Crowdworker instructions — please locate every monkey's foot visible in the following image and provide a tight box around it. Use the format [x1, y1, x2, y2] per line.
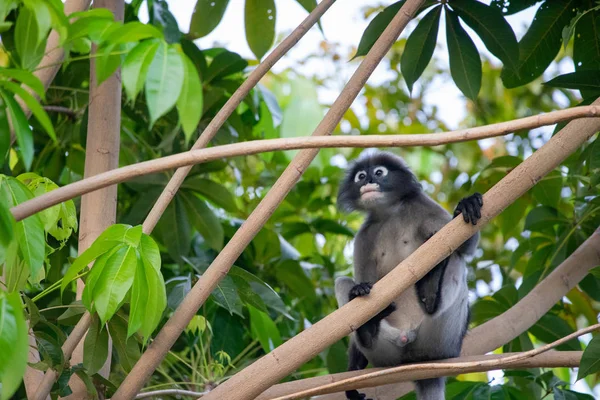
[346, 389, 372, 400]
[454, 192, 483, 225]
[349, 282, 372, 301]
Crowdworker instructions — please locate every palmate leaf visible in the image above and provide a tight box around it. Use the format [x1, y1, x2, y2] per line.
[400, 5, 441, 93]
[177, 54, 203, 143]
[188, 0, 230, 39]
[445, 6, 481, 101]
[450, 0, 519, 71]
[501, 0, 578, 88]
[145, 41, 184, 128]
[245, 0, 276, 60]
[0, 292, 28, 400]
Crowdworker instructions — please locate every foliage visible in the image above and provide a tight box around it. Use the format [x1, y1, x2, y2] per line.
[0, 0, 599, 399]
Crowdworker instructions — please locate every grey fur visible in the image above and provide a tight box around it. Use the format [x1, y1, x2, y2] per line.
[334, 151, 481, 400]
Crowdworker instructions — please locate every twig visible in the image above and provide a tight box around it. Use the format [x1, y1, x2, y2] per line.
[271, 324, 599, 400]
[10, 105, 600, 222]
[134, 389, 208, 399]
[112, 1, 427, 400]
[43, 105, 78, 119]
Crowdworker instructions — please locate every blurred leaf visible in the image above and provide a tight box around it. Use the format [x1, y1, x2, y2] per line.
[0, 68, 45, 99]
[530, 314, 581, 351]
[532, 170, 562, 208]
[313, 218, 354, 236]
[229, 266, 291, 319]
[497, 197, 528, 237]
[0, 292, 28, 400]
[210, 308, 246, 358]
[189, 0, 230, 39]
[275, 259, 317, 302]
[35, 331, 64, 370]
[501, 1, 577, 88]
[122, 39, 160, 102]
[183, 177, 237, 212]
[145, 41, 184, 128]
[326, 339, 348, 374]
[445, 7, 481, 101]
[248, 305, 282, 352]
[177, 55, 203, 144]
[156, 197, 191, 261]
[107, 316, 141, 373]
[554, 388, 594, 400]
[354, 1, 405, 59]
[490, 0, 541, 15]
[400, 5, 441, 93]
[580, 274, 600, 302]
[544, 70, 600, 94]
[101, 21, 162, 46]
[231, 274, 267, 313]
[204, 50, 248, 83]
[129, 256, 166, 343]
[211, 275, 243, 317]
[0, 196, 15, 255]
[151, 0, 181, 43]
[0, 98, 8, 164]
[166, 276, 192, 311]
[83, 315, 109, 375]
[15, 5, 45, 70]
[524, 206, 566, 231]
[245, 0, 276, 60]
[577, 334, 600, 380]
[181, 191, 224, 250]
[1, 91, 33, 169]
[450, 0, 519, 70]
[574, 7, 600, 96]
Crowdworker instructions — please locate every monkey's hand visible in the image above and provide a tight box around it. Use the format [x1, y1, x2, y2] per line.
[349, 283, 396, 321]
[454, 192, 483, 225]
[346, 389, 372, 400]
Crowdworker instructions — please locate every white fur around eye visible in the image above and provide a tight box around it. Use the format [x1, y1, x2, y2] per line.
[354, 170, 367, 182]
[374, 166, 388, 177]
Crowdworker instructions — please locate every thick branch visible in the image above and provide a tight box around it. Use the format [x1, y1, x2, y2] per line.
[270, 324, 599, 400]
[135, 389, 208, 399]
[200, 99, 600, 400]
[10, 105, 599, 222]
[261, 226, 600, 400]
[110, 2, 427, 400]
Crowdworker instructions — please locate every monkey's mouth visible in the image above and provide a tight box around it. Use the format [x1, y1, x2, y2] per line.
[360, 184, 382, 200]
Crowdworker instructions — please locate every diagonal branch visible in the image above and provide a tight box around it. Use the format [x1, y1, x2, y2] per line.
[10, 105, 599, 222]
[110, 1, 428, 399]
[200, 98, 600, 400]
[259, 225, 600, 400]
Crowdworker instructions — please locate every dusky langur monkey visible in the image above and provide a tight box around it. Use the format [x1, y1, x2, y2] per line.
[335, 150, 483, 400]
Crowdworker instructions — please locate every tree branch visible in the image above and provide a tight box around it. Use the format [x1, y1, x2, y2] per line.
[271, 324, 599, 400]
[10, 105, 599, 223]
[43, 105, 78, 119]
[259, 226, 600, 400]
[135, 389, 208, 399]
[110, 1, 427, 399]
[199, 97, 600, 400]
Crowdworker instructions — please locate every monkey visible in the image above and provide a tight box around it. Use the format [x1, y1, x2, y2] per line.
[334, 150, 483, 400]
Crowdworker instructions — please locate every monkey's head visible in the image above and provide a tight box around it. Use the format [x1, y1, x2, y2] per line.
[337, 150, 421, 212]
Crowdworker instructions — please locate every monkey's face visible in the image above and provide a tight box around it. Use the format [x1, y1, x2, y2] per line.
[337, 151, 421, 213]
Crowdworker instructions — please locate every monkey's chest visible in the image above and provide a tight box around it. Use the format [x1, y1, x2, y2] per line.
[369, 224, 420, 278]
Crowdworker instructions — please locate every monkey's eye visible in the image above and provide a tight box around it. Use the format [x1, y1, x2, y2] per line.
[373, 166, 388, 177]
[354, 171, 367, 182]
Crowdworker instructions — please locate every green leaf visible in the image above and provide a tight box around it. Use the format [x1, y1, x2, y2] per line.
[529, 314, 581, 351]
[524, 206, 567, 231]
[107, 316, 141, 373]
[145, 42, 185, 128]
[0, 198, 15, 254]
[230, 274, 267, 313]
[445, 7, 481, 101]
[94, 41, 124, 86]
[155, 197, 191, 261]
[248, 305, 282, 353]
[151, 0, 182, 44]
[83, 315, 109, 375]
[139, 234, 161, 272]
[500, 1, 578, 88]
[122, 39, 160, 102]
[100, 21, 162, 46]
[544, 70, 600, 93]
[14, 5, 46, 70]
[182, 177, 237, 212]
[497, 197, 528, 238]
[275, 260, 317, 303]
[211, 275, 243, 317]
[92, 245, 138, 324]
[82, 245, 124, 312]
[0, 98, 8, 164]
[188, 0, 230, 39]
[0, 68, 45, 99]
[1, 91, 33, 169]
[354, 1, 405, 59]
[532, 170, 562, 208]
[128, 256, 166, 342]
[577, 334, 600, 380]
[245, 0, 276, 60]
[177, 55, 203, 143]
[181, 191, 224, 250]
[68, 17, 114, 43]
[0, 80, 57, 142]
[400, 5, 441, 93]
[312, 218, 354, 236]
[229, 266, 291, 319]
[450, 0, 519, 70]
[574, 8, 600, 97]
[210, 308, 245, 358]
[0, 292, 28, 400]
[580, 274, 600, 302]
[203, 50, 248, 83]
[490, 0, 541, 15]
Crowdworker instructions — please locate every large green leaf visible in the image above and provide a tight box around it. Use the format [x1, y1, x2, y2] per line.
[122, 39, 160, 102]
[188, 0, 230, 39]
[529, 314, 581, 351]
[445, 7, 481, 101]
[524, 206, 567, 231]
[177, 54, 203, 143]
[1, 91, 33, 169]
[544, 70, 600, 93]
[203, 50, 248, 83]
[83, 315, 109, 375]
[490, 0, 541, 15]
[100, 21, 162, 46]
[128, 256, 166, 342]
[155, 197, 191, 261]
[531, 170, 562, 208]
[210, 308, 246, 358]
[181, 191, 224, 250]
[501, 1, 578, 88]
[248, 305, 282, 353]
[0, 68, 45, 99]
[450, 0, 519, 70]
[574, 6, 600, 97]
[139, 234, 161, 272]
[0, 292, 28, 400]
[107, 316, 141, 373]
[151, 0, 181, 44]
[14, 5, 46, 70]
[275, 259, 317, 303]
[182, 177, 237, 212]
[354, 1, 405, 59]
[400, 5, 441, 93]
[145, 41, 185, 128]
[577, 334, 600, 380]
[211, 275, 243, 317]
[245, 0, 276, 60]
